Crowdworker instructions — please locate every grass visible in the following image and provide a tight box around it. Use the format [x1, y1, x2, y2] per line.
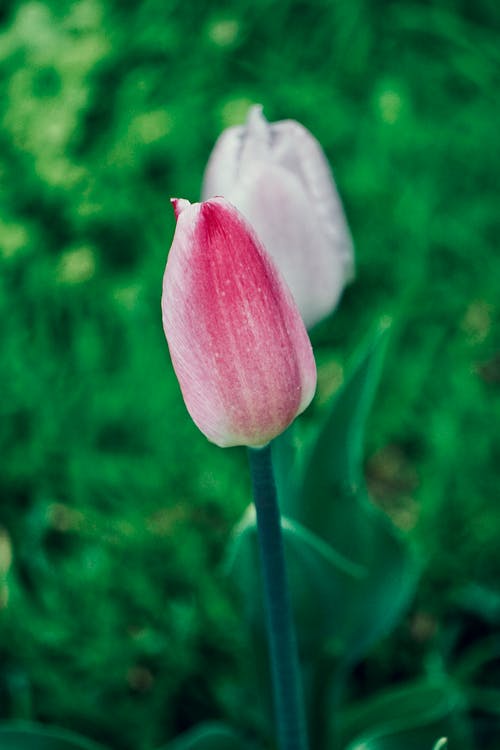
[0, 0, 499, 748]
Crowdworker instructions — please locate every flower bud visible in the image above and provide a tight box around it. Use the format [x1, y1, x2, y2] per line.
[162, 197, 317, 448]
[202, 106, 354, 329]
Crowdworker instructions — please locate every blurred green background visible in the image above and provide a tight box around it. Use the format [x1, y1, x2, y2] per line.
[0, 0, 499, 748]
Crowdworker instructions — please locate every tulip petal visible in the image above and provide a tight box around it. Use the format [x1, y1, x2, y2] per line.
[202, 106, 354, 328]
[202, 125, 243, 199]
[271, 118, 355, 284]
[162, 198, 317, 448]
[227, 161, 346, 329]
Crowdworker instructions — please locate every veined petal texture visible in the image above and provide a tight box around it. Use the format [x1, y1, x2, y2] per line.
[162, 197, 317, 447]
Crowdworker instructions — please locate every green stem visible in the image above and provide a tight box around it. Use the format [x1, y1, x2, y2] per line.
[248, 445, 309, 750]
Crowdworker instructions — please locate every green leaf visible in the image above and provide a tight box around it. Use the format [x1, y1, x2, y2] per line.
[453, 582, 500, 625]
[340, 680, 457, 741]
[228, 321, 417, 673]
[227, 497, 416, 665]
[330, 487, 418, 662]
[276, 320, 417, 662]
[0, 722, 106, 750]
[271, 424, 302, 518]
[340, 679, 470, 750]
[292, 317, 392, 540]
[453, 634, 500, 683]
[226, 506, 364, 654]
[346, 732, 446, 750]
[464, 686, 500, 715]
[161, 722, 244, 750]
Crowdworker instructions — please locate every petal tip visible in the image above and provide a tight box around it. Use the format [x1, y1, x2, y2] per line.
[245, 104, 269, 138]
[171, 198, 191, 220]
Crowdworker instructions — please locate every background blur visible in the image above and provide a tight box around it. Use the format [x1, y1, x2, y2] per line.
[0, 0, 499, 748]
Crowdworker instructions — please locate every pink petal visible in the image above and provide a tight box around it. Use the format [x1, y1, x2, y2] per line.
[162, 198, 317, 447]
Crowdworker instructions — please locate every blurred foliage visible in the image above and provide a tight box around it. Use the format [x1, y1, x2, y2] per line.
[0, 0, 499, 749]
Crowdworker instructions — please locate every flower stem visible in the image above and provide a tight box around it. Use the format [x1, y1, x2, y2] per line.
[247, 445, 309, 750]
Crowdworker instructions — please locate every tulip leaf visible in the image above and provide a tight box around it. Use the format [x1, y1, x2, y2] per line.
[346, 732, 448, 750]
[271, 424, 302, 518]
[461, 687, 500, 749]
[231, 503, 416, 664]
[451, 635, 500, 733]
[226, 507, 368, 656]
[274, 320, 418, 662]
[327, 486, 418, 662]
[453, 633, 500, 683]
[296, 317, 392, 537]
[339, 679, 470, 750]
[227, 487, 417, 662]
[465, 686, 500, 715]
[0, 722, 107, 750]
[453, 582, 500, 625]
[161, 722, 244, 750]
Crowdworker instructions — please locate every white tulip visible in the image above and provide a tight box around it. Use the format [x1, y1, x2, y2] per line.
[202, 105, 354, 329]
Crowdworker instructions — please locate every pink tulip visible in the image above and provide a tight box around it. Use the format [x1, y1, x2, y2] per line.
[162, 197, 317, 448]
[202, 106, 354, 329]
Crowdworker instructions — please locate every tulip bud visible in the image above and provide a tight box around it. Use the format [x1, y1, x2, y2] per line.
[202, 106, 354, 329]
[162, 197, 317, 448]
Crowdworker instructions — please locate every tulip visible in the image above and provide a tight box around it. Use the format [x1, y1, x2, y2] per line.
[162, 197, 317, 448]
[202, 106, 354, 329]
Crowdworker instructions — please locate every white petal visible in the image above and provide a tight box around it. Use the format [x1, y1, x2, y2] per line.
[270, 119, 355, 283]
[229, 161, 346, 328]
[202, 124, 244, 199]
